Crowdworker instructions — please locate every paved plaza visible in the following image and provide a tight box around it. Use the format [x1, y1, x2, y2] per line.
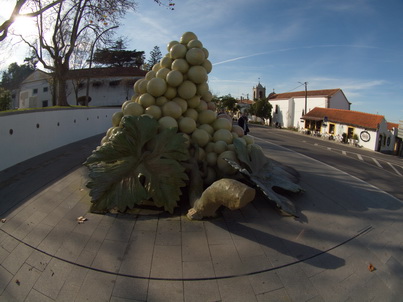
[0, 134, 402, 301]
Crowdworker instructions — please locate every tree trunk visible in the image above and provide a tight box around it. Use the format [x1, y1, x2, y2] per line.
[55, 62, 70, 107]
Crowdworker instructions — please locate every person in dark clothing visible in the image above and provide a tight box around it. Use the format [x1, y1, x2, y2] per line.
[238, 112, 249, 135]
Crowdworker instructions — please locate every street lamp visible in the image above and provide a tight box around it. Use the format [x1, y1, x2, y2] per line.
[84, 25, 119, 106]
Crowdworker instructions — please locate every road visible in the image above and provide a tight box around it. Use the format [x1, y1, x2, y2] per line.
[249, 124, 403, 202]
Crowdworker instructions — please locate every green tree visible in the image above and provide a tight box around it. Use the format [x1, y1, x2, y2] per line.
[0, 88, 12, 111]
[215, 94, 238, 114]
[146, 46, 162, 70]
[93, 49, 145, 68]
[1, 62, 35, 90]
[17, 0, 136, 106]
[251, 98, 272, 121]
[93, 41, 145, 68]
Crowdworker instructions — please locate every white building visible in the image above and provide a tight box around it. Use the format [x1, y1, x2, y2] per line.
[268, 88, 351, 129]
[19, 70, 52, 108]
[18, 67, 146, 108]
[302, 107, 398, 153]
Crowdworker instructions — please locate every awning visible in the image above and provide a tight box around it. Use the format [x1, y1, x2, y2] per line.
[301, 116, 323, 121]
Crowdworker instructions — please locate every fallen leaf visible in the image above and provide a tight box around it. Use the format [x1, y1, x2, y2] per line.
[15, 279, 20, 285]
[76, 216, 88, 224]
[368, 263, 376, 272]
[1, 219, 6, 223]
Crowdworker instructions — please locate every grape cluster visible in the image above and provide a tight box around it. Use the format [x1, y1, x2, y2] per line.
[104, 31, 255, 185]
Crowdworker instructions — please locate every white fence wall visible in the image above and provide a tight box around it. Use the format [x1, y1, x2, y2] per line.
[0, 108, 118, 171]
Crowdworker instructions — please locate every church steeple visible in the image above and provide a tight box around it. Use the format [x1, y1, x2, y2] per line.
[253, 79, 266, 100]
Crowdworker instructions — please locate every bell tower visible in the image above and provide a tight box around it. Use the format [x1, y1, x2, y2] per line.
[253, 79, 266, 100]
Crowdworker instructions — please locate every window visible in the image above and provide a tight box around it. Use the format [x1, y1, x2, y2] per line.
[329, 123, 335, 134]
[42, 100, 48, 107]
[109, 80, 121, 86]
[33, 88, 38, 94]
[347, 127, 354, 139]
[43, 87, 48, 92]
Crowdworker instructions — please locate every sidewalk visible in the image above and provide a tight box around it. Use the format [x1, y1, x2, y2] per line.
[0, 134, 402, 301]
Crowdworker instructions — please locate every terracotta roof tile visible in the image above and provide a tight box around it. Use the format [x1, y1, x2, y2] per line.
[238, 99, 254, 104]
[268, 88, 341, 100]
[302, 107, 385, 130]
[387, 122, 399, 130]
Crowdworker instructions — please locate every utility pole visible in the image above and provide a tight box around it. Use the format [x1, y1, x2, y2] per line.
[304, 81, 308, 115]
[299, 81, 308, 115]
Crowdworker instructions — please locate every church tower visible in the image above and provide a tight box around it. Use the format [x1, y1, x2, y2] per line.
[253, 81, 266, 100]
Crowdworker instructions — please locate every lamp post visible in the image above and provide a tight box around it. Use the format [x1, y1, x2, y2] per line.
[84, 25, 118, 106]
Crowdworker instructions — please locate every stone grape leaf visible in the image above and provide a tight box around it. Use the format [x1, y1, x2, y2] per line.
[225, 138, 303, 217]
[84, 115, 189, 213]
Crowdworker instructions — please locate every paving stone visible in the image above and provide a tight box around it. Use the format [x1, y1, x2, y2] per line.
[33, 258, 73, 300]
[119, 231, 155, 277]
[276, 264, 320, 302]
[0, 234, 19, 253]
[180, 216, 205, 232]
[25, 250, 51, 272]
[25, 288, 55, 302]
[150, 245, 182, 279]
[75, 270, 116, 302]
[248, 270, 285, 296]
[147, 280, 183, 302]
[105, 215, 136, 242]
[182, 230, 210, 262]
[379, 255, 403, 293]
[182, 260, 221, 302]
[109, 296, 144, 302]
[1, 263, 41, 302]
[217, 276, 257, 302]
[56, 265, 88, 302]
[75, 215, 116, 267]
[209, 243, 244, 277]
[204, 220, 233, 245]
[1, 242, 33, 275]
[255, 287, 291, 302]
[54, 231, 90, 262]
[133, 216, 158, 232]
[0, 244, 10, 263]
[5, 210, 48, 241]
[155, 219, 181, 246]
[23, 222, 54, 248]
[0, 264, 13, 294]
[91, 239, 127, 273]
[112, 275, 149, 301]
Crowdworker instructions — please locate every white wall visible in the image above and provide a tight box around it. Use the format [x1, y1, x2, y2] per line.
[329, 90, 350, 110]
[66, 77, 135, 107]
[0, 108, 118, 171]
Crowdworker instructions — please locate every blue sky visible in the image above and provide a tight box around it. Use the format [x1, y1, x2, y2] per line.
[1, 0, 402, 123]
[120, 0, 402, 123]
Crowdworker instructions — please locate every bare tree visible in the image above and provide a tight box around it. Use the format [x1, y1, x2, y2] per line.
[0, 0, 63, 42]
[17, 0, 136, 106]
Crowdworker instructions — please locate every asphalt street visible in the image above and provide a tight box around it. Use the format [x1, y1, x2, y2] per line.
[249, 125, 403, 203]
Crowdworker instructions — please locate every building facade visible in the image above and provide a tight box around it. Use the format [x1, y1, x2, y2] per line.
[268, 88, 351, 129]
[302, 107, 398, 153]
[18, 67, 146, 108]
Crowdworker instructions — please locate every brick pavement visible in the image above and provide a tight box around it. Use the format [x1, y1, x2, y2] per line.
[0, 134, 402, 301]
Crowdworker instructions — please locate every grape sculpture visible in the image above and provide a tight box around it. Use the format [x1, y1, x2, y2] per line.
[84, 32, 302, 219]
